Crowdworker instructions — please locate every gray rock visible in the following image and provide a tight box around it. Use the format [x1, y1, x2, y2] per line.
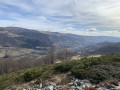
[73, 82, 77, 87]
[42, 83, 50, 88]
[22, 78, 120, 90]
[69, 86, 76, 90]
[97, 87, 109, 90]
[45, 85, 54, 90]
[68, 82, 74, 86]
[82, 80, 90, 83]
[75, 86, 82, 90]
[76, 81, 81, 86]
[101, 83, 115, 89]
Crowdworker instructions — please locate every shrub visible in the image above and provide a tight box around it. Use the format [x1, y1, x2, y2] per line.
[71, 65, 90, 79]
[71, 56, 120, 83]
[54, 61, 79, 72]
[24, 69, 43, 82]
[71, 57, 100, 79]
[88, 65, 120, 83]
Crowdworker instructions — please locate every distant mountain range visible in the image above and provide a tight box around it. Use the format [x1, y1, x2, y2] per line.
[1, 27, 120, 49]
[0, 27, 51, 49]
[0, 27, 120, 58]
[82, 42, 120, 55]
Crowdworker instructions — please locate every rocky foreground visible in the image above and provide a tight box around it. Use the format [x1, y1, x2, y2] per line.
[22, 78, 120, 90]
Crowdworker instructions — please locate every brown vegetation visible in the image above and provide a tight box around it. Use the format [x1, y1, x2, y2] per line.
[0, 58, 45, 74]
[84, 86, 95, 90]
[0, 47, 73, 75]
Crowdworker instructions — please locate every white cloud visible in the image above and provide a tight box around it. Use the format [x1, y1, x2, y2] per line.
[64, 30, 120, 37]
[0, 0, 34, 12]
[87, 28, 97, 31]
[0, 0, 120, 37]
[63, 27, 75, 32]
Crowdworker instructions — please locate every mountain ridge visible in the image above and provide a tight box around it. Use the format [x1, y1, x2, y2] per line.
[0, 27, 120, 59]
[1, 27, 120, 50]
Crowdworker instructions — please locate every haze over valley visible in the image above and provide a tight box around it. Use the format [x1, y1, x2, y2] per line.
[0, 27, 120, 59]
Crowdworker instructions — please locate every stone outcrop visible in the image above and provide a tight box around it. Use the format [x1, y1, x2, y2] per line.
[22, 78, 120, 90]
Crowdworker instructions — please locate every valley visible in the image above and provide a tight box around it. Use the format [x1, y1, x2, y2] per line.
[0, 27, 120, 90]
[0, 27, 120, 59]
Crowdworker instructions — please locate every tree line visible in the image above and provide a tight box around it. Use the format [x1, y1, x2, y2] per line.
[0, 46, 73, 75]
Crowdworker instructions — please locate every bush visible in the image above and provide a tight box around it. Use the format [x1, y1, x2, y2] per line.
[88, 65, 111, 83]
[88, 65, 120, 83]
[1, 55, 120, 89]
[71, 57, 100, 79]
[71, 56, 120, 83]
[24, 69, 43, 82]
[71, 65, 90, 79]
[54, 61, 79, 72]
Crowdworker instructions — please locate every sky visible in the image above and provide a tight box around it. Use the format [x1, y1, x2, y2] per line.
[0, 0, 120, 37]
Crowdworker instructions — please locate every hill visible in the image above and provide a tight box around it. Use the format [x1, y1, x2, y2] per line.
[0, 56, 120, 89]
[0, 27, 120, 59]
[4, 27, 120, 49]
[82, 42, 120, 55]
[0, 27, 51, 48]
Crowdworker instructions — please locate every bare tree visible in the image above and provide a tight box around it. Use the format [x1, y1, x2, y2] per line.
[56, 48, 72, 61]
[0, 57, 46, 75]
[47, 45, 56, 64]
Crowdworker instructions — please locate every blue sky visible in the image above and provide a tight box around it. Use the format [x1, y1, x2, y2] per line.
[0, 0, 120, 37]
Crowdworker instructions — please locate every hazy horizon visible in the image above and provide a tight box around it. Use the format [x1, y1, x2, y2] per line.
[0, 0, 120, 37]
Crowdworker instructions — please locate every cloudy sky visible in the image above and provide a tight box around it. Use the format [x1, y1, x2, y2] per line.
[0, 0, 120, 37]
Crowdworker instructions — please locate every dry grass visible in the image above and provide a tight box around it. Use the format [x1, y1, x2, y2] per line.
[48, 72, 71, 85]
[5, 79, 37, 90]
[105, 80, 119, 86]
[0, 47, 43, 59]
[99, 80, 119, 86]
[59, 85, 70, 90]
[85, 86, 95, 90]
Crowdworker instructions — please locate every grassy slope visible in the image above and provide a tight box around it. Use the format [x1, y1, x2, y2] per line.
[0, 47, 44, 59]
[0, 55, 120, 89]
